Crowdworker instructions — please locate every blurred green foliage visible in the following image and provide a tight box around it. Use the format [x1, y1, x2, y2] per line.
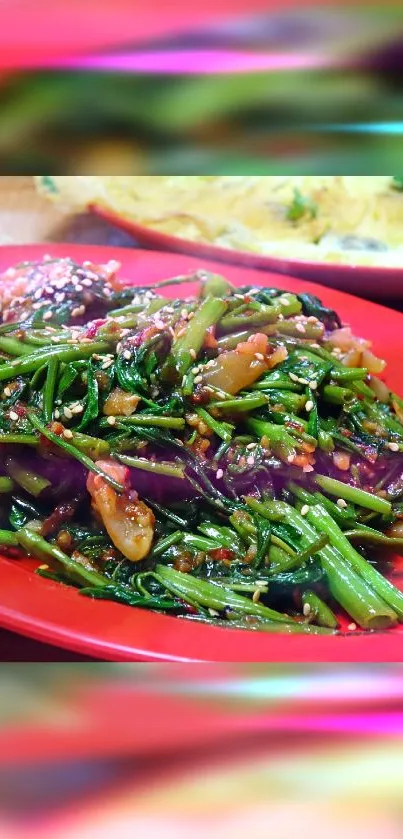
[0, 69, 402, 173]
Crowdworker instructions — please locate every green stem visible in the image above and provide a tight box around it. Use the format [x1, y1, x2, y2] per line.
[182, 613, 334, 635]
[168, 296, 227, 378]
[0, 476, 15, 493]
[250, 498, 397, 629]
[28, 412, 124, 493]
[42, 357, 58, 423]
[116, 415, 185, 430]
[0, 433, 38, 445]
[150, 531, 183, 557]
[0, 337, 35, 356]
[322, 384, 353, 405]
[5, 456, 51, 497]
[16, 528, 108, 588]
[332, 367, 368, 382]
[155, 564, 293, 623]
[209, 394, 269, 412]
[199, 272, 234, 298]
[302, 590, 339, 629]
[315, 474, 391, 514]
[0, 529, 19, 546]
[267, 544, 301, 574]
[245, 417, 297, 462]
[116, 453, 185, 479]
[0, 342, 109, 381]
[307, 503, 403, 621]
[195, 407, 234, 442]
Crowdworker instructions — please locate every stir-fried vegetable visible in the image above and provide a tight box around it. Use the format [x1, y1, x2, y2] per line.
[1, 255, 403, 636]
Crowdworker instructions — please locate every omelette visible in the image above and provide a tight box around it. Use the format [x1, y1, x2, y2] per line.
[37, 176, 403, 267]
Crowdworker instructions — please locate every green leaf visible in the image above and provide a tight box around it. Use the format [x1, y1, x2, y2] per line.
[286, 188, 317, 222]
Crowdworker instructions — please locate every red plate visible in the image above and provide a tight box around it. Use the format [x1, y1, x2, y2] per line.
[93, 205, 403, 302]
[0, 243, 403, 662]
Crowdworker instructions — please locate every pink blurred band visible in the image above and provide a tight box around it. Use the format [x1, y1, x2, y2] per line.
[29, 50, 331, 75]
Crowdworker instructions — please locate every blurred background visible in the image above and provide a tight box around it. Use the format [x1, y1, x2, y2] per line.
[0, 2, 402, 173]
[0, 664, 402, 838]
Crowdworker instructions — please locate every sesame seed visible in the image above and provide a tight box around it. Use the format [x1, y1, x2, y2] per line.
[289, 372, 299, 382]
[296, 323, 306, 333]
[188, 312, 195, 320]
[309, 381, 318, 390]
[32, 302, 43, 310]
[303, 603, 311, 616]
[101, 359, 113, 369]
[336, 498, 348, 508]
[194, 375, 203, 384]
[181, 308, 188, 319]
[298, 378, 310, 386]
[216, 468, 224, 480]
[348, 622, 357, 631]
[43, 311, 52, 321]
[75, 283, 83, 292]
[287, 454, 295, 463]
[255, 352, 264, 361]
[123, 350, 132, 360]
[71, 305, 85, 318]
[247, 456, 255, 466]
[252, 590, 261, 603]
[9, 411, 18, 421]
[33, 289, 42, 300]
[164, 306, 174, 313]
[301, 504, 310, 516]
[81, 278, 93, 287]
[246, 442, 256, 450]
[305, 400, 314, 412]
[154, 319, 165, 330]
[3, 387, 11, 397]
[176, 327, 186, 338]
[54, 409, 60, 419]
[63, 429, 73, 439]
[63, 407, 73, 419]
[189, 349, 197, 360]
[71, 404, 83, 414]
[208, 609, 220, 617]
[191, 366, 200, 375]
[116, 342, 122, 354]
[388, 442, 399, 452]
[303, 464, 314, 473]
[107, 416, 116, 426]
